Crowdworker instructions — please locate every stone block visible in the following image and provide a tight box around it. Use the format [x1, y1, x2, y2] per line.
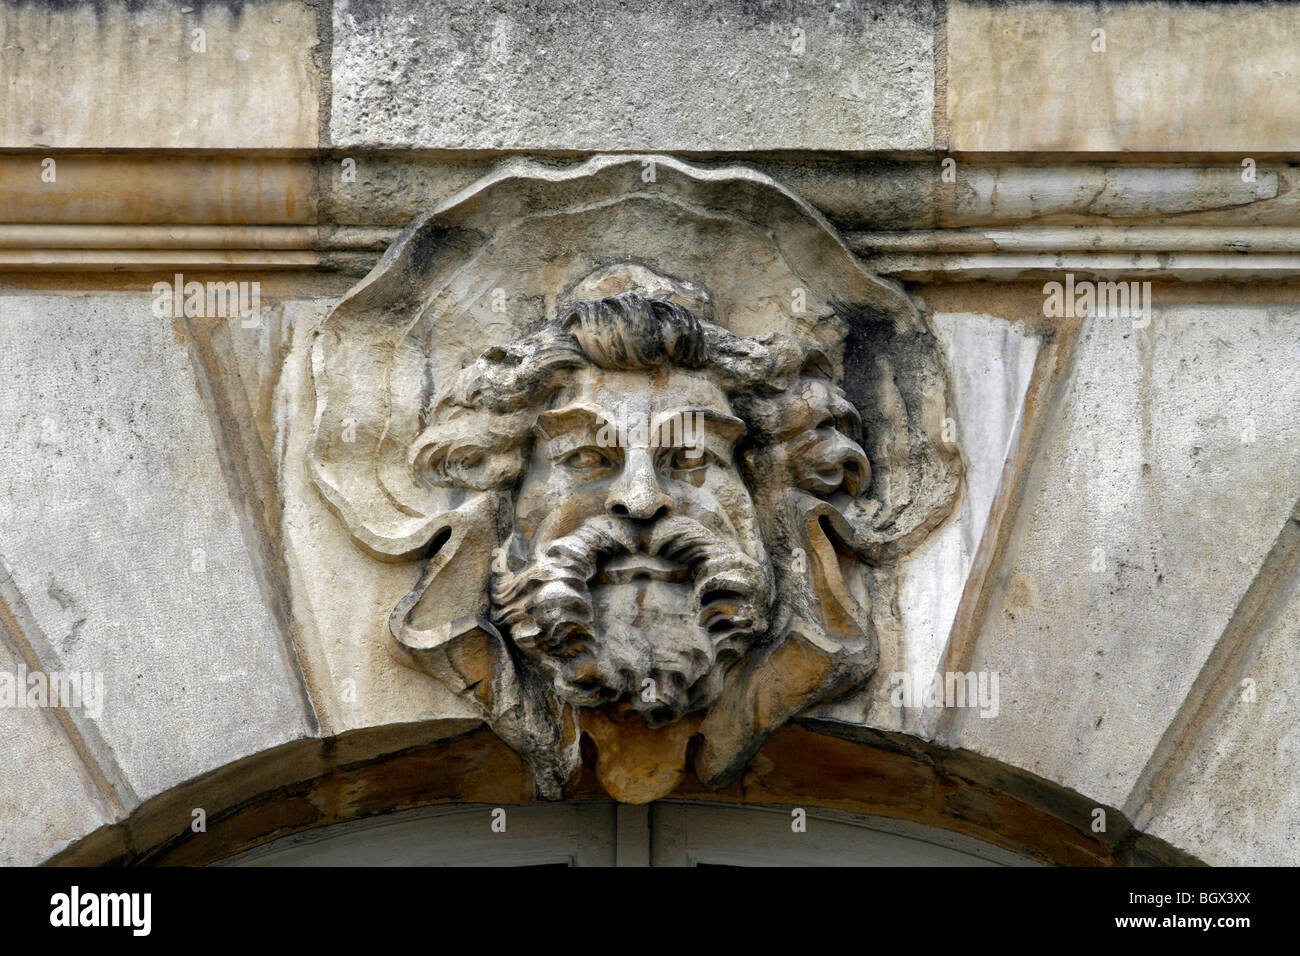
[948, 0, 1300, 151]
[0, 0, 320, 148]
[330, 0, 935, 150]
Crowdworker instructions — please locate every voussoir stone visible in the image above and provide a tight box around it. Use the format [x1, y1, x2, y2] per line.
[0, 293, 315, 802]
[946, 301, 1300, 810]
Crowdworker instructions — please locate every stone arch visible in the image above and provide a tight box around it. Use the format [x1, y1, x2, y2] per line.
[50, 723, 1197, 866]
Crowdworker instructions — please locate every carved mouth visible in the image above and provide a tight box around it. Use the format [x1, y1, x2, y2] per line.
[597, 553, 690, 585]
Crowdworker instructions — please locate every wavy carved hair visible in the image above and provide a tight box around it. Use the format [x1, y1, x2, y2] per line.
[412, 293, 840, 492]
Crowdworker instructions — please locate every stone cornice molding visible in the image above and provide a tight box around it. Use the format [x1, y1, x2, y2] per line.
[2, 154, 1297, 279]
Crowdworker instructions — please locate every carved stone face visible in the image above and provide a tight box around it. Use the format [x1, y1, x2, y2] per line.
[311, 159, 964, 802]
[500, 365, 771, 725]
[411, 288, 899, 740]
[748, 377, 872, 499]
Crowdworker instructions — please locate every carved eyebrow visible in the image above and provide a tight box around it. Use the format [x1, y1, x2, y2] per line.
[534, 404, 609, 441]
[650, 407, 746, 445]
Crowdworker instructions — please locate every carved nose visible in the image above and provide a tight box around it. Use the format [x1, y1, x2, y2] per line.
[831, 434, 871, 496]
[606, 450, 673, 522]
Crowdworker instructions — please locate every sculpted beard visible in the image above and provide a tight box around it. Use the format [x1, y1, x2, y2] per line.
[491, 514, 773, 724]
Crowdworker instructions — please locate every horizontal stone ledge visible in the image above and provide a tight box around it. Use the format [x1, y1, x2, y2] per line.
[0, 225, 387, 251]
[0, 250, 327, 271]
[856, 252, 1300, 283]
[11, 225, 1300, 281]
[849, 227, 1300, 255]
[16, 224, 1300, 256]
[324, 160, 1287, 229]
[0, 155, 319, 226]
[1, 154, 1291, 231]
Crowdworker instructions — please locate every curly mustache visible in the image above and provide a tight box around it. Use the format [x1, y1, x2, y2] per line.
[490, 514, 772, 706]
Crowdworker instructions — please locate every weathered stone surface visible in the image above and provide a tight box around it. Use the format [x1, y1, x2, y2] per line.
[947, 300, 1300, 809]
[330, 0, 936, 150]
[0, 0, 320, 149]
[0, 294, 315, 801]
[1138, 504, 1300, 866]
[0, 634, 117, 866]
[948, 0, 1300, 152]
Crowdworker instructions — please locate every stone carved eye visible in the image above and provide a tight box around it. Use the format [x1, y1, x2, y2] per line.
[431, 445, 528, 490]
[556, 446, 616, 475]
[450, 449, 483, 470]
[661, 447, 709, 486]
